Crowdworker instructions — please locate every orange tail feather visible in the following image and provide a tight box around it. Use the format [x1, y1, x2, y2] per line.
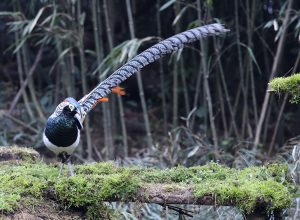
[112, 86, 125, 96]
[92, 97, 109, 109]
[89, 87, 124, 110]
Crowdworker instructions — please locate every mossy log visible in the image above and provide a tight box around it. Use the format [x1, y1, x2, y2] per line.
[0, 147, 294, 219]
[268, 73, 300, 103]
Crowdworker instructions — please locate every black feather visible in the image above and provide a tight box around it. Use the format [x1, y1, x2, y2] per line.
[44, 111, 79, 147]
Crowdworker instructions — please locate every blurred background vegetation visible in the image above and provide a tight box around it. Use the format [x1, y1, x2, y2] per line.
[0, 0, 300, 218]
[0, 0, 300, 164]
[0, 0, 298, 162]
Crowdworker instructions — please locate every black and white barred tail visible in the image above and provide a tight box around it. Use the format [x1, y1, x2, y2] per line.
[79, 23, 229, 113]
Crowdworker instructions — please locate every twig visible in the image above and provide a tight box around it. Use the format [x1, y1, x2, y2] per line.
[159, 203, 194, 218]
[3, 112, 39, 134]
[8, 44, 44, 115]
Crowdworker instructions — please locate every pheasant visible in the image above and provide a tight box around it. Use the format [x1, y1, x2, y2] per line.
[43, 23, 229, 176]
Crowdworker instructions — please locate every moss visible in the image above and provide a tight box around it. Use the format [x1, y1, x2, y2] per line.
[76, 161, 117, 175]
[99, 171, 140, 200]
[0, 194, 20, 212]
[140, 166, 196, 183]
[141, 163, 233, 184]
[0, 159, 294, 217]
[193, 163, 292, 214]
[55, 169, 140, 207]
[269, 73, 300, 103]
[0, 162, 57, 213]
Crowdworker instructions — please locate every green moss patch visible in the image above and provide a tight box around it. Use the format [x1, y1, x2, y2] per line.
[0, 159, 294, 217]
[269, 73, 300, 103]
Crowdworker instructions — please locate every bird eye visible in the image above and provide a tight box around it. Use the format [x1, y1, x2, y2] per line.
[69, 104, 75, 111]
[64, 104, 75, 112]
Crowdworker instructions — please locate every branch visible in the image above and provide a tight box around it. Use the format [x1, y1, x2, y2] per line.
[8, 44, 44, 115]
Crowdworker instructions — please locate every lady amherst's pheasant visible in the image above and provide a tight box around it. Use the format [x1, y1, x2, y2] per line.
[43, 23, 229, 176]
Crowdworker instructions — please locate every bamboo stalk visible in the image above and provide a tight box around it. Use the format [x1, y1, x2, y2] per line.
[76, 0, 93, 160]
[246, 0, 258, 124]
[216, 74, 228, 138]
[268, 51, 300, 154]
[234, 0, 248, 139]
[103, 0, 128, 158]
[190, 56, 203, 129]
[8, 45, 44, 115]
[14, 30, 34, 120]
[54, 38, 73, 97]
[227, 78, 242, 136]
[180, 59, 190, 116]
[125, 0, 153, 148]
[156, 0, 168, 135]
[95, 0, 112, 160]
[22, 43, 46, 121]
[213, 38, 240, 139]
[172, 2, 180, 128]
[196, 0, 218, 147]
[253, 0, 294, 151]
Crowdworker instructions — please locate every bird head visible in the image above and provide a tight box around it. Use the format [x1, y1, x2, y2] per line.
[56, 97, 86, 130]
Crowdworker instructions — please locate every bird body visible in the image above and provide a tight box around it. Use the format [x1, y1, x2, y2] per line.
[43, 115, 80, 155]
[43, 97, 84, 176]
[43, 23, 230, 176]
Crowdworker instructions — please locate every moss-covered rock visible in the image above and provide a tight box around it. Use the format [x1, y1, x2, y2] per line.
[269, 73, 300, 103]
[0, 157, 294, 218]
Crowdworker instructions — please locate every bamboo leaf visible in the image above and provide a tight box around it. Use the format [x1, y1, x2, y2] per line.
[160, 0, 176, 11]
[264, 19, 274, 29]
[79, 12, 86, 26]
[240, 43, 262, 75]
[28, 6, 47, 34]
[13, 35, 30, 53]
[49, 47, 73, 75]
[187, 145, 199, 158]
[172, 6, 188, 26]
[0, 11, 22, 18]
[93, 37, 156, 77]
[247, 47, 262, 75]
[128, 39, 141, 59]
[91, 40, 129, 76]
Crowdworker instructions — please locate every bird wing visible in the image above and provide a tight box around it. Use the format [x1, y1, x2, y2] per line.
[79, 23, 230, 113]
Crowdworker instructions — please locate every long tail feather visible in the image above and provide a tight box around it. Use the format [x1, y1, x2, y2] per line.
[79, 23, 229, 113]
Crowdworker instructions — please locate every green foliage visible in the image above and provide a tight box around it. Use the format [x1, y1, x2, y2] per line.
[269, 73, 300, 103]
[0, 160, 293, 217]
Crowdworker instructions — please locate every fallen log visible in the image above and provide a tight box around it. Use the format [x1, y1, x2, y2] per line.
[0, 146, 294, 219]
